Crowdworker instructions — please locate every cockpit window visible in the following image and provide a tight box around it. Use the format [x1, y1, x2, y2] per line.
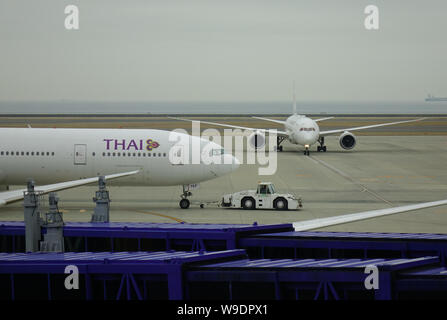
[300, 128, 315, 131]
[210, 149, 225, 156]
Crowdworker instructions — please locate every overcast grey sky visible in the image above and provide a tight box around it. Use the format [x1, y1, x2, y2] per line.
[0, 0, 446, 102]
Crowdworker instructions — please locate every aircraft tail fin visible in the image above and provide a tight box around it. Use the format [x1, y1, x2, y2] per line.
[292, 81, 297, 115]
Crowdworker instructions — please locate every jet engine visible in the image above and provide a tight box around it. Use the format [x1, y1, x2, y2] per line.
[339, 131, 356, 150]
[248, 131, 266, 149]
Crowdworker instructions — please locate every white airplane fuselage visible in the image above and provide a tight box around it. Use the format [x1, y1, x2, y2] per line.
[284, 115, 320, 147]
[0, 128, 239, 186]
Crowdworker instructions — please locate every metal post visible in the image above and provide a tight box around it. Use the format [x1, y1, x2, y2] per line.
[40, 192, 65, 252]
[23, 180, 41, 253]
[167, 267, 184, 300]
[91, 176, 110, 223]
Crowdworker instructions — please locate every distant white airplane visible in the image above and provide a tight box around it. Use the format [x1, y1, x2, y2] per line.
[170, 98, 426, 155]
[0, 128, 240, 209]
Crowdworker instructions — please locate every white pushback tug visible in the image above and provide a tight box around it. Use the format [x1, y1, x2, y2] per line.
[221, 182, 302, 210]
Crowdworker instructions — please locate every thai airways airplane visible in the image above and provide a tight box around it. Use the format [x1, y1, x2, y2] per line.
[0, 127, 445, 230]
[0, 128, 240, 209]
[170, 104, 426, 155]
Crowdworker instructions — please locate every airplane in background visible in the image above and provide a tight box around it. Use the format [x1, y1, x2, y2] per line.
[170, 98, 426, 155]
[0, 128, 240, 209]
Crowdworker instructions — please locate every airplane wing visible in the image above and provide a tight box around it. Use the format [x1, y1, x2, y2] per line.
[168, 117, 289, 136]
[253, 116, 334, 124]
[319, 118, 426, 136]
[314, 116, 335, 122]
[0, 170, 140, 206]
[293, 198, 447, 231]
[251, 116, 286, 125]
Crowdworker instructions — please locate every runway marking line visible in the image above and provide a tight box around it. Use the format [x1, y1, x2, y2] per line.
[135, 210, 185, 223]
[308, 155, 394, 206]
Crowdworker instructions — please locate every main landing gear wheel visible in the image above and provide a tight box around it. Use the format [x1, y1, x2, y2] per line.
[276, 136, 286, 152]
[317, 137, 327, 152]
[317, 146, 327, 152]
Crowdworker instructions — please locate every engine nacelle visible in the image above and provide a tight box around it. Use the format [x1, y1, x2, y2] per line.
[248, 131, 266, 149]
[339, 131, 356, 150]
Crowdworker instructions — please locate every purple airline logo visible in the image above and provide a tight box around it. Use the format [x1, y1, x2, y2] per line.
[103, 139, 160, 151]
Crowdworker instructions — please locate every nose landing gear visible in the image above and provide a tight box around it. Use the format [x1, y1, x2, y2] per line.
[304, 145, 310, 156]
[179, 185, 192, 209]
[180, 198, 190, 209]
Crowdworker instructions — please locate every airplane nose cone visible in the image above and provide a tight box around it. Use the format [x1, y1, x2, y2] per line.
[223, 154, 240, 172]
[213, 154, 240, 177]
[303, 134, 314, 144]
[294, 131, 317, 145]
